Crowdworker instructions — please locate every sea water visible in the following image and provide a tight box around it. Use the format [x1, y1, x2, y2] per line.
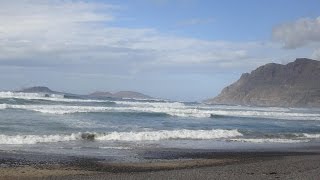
[0, 91, 320, 161]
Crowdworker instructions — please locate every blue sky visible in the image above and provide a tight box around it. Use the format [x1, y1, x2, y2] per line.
[108, 0, 319, 41]
[0, 0, 319, 101]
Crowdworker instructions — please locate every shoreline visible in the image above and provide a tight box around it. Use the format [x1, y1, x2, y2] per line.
[0, 149, 320, 179]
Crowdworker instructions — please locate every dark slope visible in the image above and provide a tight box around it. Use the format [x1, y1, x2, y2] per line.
[206, 58, 320, 107]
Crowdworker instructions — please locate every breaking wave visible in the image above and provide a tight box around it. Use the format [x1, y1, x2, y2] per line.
[302, 133, 320, 138]
[115, 101, 186, 108]
[230, 133, 320, 143]
[0, 104, 109, 114]
[0, 129, 242, 145]
[0, 92, 104, 103]
[1, 103, 320, 120]
[94, 129, 243, 141]
[0, 134, 80, 145]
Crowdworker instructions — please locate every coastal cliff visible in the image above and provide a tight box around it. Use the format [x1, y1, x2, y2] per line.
[206, 58, 320, 107]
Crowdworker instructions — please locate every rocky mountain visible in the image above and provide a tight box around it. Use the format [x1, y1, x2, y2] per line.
[205, 58, 320, 107]
[88, 91, 152, 99]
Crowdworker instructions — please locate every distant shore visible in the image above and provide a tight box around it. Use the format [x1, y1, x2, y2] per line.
[1, 148, 320, 180]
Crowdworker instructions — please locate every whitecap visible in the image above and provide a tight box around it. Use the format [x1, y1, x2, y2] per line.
[302, 133, 320, 138]
[1, 102, 320, 121]
[0, 91, 104, 103]
[0, 129, 242, 145]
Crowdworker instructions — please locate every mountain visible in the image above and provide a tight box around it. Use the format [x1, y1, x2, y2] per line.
[205, 58, 320, 107]
[113, 91, 152, 99]
[89, 91, 113, 97]
[17, 86, 57, 93]
[16, 86, 83, 99]
[88, 91, 152, 99]
[16, 86, 153, 100]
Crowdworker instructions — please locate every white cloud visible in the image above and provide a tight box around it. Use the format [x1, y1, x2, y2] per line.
[272, 17, 320, 49]
[0, 0, 262, 70]
[0, 1, 115, 33]
[0, 0, 313, 77]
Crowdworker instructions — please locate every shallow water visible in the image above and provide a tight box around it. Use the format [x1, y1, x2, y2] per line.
[0, 91, 320, 160]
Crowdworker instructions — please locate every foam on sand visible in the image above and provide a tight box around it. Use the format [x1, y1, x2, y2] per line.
[230, 138, 310, 143]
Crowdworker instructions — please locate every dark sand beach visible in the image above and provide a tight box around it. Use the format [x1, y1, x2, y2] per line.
[1, 148, 320, 180]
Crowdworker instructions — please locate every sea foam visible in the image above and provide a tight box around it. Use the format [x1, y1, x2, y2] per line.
[0, 129, 242, 145]
[302, 133, 320, 138]
[94, 129, 243, 141]
[0, 134, 81, 145]
[230, 138, 310, 143]
[1, 102, 320, 121]
[0, 91, 104, 103]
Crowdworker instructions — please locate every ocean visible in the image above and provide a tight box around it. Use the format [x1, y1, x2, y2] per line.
[0, 91, 320, 162]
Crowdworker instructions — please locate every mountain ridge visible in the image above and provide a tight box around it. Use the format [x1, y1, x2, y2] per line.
[16, 86, 153, 99]
[205, 58, 320, 107]
[88, 91, 152, 99]
[16, 86, 60, 94]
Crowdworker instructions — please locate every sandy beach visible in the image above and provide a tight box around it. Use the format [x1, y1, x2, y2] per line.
[0, 149, 320, 180]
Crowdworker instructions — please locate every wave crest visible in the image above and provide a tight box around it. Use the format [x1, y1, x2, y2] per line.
[302, 133, 320, 138]
[1, 103, 320, 121]
[95, 129, 242, 141]
[0, 92, 104, 103]
[0, 129, 242, 145]
[0, 133, 81, 145]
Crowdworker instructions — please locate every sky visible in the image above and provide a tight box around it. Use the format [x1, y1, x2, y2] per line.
[0, 0, 319, 101]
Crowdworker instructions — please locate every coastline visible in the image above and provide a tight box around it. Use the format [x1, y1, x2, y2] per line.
[1, 148, 320, 180]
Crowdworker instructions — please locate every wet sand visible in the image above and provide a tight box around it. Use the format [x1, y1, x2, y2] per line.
[0, 150, 320, 180]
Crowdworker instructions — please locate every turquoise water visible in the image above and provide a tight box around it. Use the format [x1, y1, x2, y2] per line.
[0, 91, 320, 160]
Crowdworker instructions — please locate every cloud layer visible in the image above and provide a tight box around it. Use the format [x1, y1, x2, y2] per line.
[0, 0, 280, 72]
[272, 17, 320, 49]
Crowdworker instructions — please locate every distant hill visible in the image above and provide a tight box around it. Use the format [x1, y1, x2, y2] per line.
[17, 86, 57, 93]
[89, 91, 152, 99]
[16, 86, 82, 99]
[113, 91, 152, 99]
[15, 86, 153, 100]
[205, 58, 320, 107]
